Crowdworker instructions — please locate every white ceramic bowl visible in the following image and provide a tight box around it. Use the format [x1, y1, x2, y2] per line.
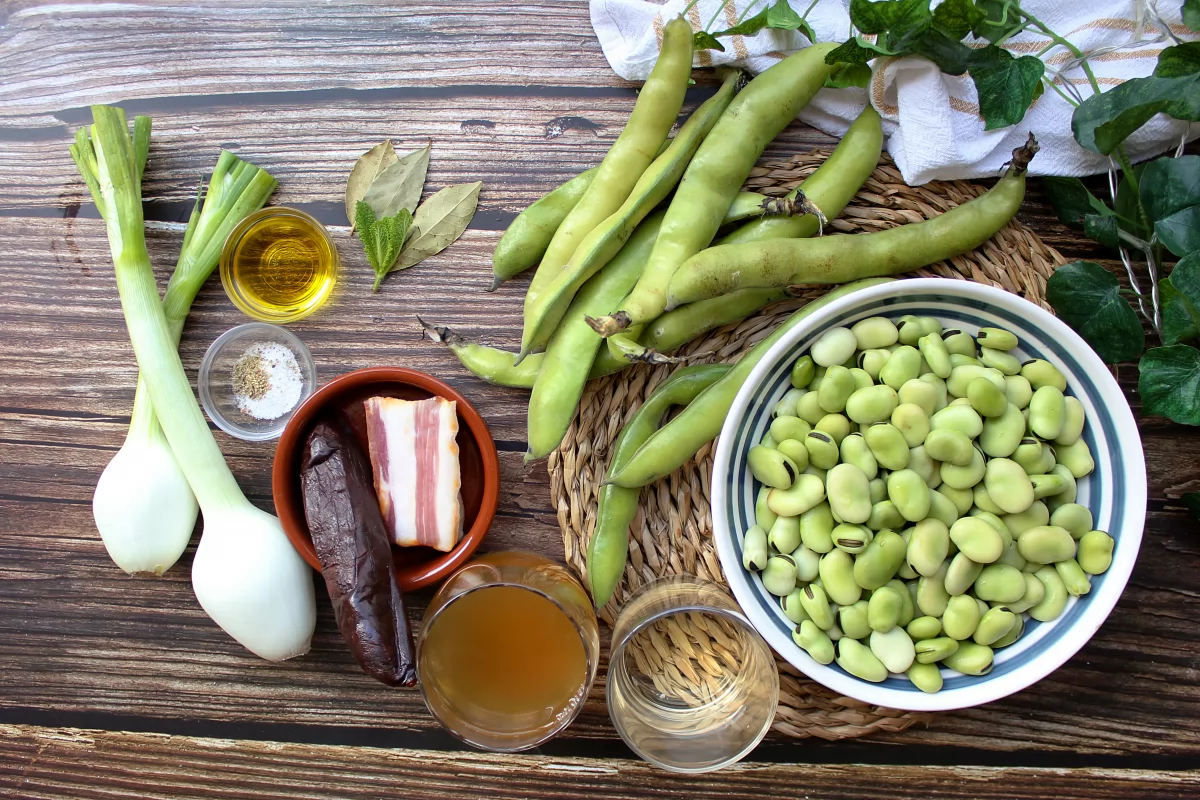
[712, 278, 1146, 712]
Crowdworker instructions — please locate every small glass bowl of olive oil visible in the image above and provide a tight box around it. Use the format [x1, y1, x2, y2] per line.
[220, 207, 338, 324]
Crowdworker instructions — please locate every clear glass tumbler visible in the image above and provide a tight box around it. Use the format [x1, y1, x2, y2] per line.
[418, 551, 600, 752]
[607, 575, 779, 772]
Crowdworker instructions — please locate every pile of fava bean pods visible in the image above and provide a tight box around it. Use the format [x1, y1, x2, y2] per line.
[421, 17, 1040, 606]
[742, 317, 1114, 692]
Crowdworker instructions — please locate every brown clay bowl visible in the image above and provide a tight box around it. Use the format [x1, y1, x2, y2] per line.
[272, 367, 499, 591]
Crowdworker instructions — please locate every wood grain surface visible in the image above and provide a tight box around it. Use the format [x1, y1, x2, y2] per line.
[1, 0, 1198, 796]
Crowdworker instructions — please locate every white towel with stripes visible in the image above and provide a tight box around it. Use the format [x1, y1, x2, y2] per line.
[590, 0, 1199, 184]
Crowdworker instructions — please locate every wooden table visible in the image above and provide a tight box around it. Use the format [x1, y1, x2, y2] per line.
[2, 2, 1198, 797]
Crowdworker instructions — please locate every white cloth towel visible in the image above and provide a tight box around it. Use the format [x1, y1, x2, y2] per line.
[590, 0, 1199, 184]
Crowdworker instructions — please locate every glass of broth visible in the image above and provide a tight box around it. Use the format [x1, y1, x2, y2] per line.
[417, 551, 600, 751]
[607, 575, 779, 772]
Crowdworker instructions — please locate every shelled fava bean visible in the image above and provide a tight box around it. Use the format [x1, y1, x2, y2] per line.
[741, 315, 1115, 693]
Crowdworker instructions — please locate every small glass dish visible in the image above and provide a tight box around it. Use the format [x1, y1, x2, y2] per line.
[198, 322, 316, 441]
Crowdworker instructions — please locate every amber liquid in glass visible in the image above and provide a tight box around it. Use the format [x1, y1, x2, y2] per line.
[228, 215, 335, 317]
[421, 586, 587, 726]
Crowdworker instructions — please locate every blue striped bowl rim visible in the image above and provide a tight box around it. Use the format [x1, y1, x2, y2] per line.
[712, 279, 1146, 712]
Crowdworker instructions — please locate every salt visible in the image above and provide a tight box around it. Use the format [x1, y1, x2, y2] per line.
[232, 342, 303, 420]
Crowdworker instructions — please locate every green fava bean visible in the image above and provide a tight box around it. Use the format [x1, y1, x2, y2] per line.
[836, 637, 889, 682]
[800, 502, 835, 553]
[1028, 385, 1066, 441]
[972, 484, 1005, 516]
[771, 415, 812, 443]
[1017, 525, 1076, 564]
[850, 368, 874, 391]
[915, 636, 958, 664]
[920, 373, 950, 411]
[866, 585, 903, 632]
[943, 642, 994, 675]
[976, 327, 1018, 350]
[832, 523, 872, 554]
[840, 433, 879, 480]
[879, 345, 922, 389]
[1078, 530, 1114, 575]
[970, 510, 1012, 544]
[968, 377, 1008, 418]
[755, 486, 778, 530]
[973, 564, 1026, 603]
[1012, 438, 1049, 474]
[947, 365, 1006, 398]
[898, 379, 937, 416]
[1046, 464, 1078, 510]
[1005, 571, 1045, 614]
[979, 347, 1021, 375]
[1056, 558, 1092, 596]
[864, 423, 910, 471]
[870, 626, 916, 673]
[818, 365, 856, 413]
[924, 428, 974, 466]
[760, 433, 778, 449]
[839, 600, 872, 640]
[980, 403, 1026, 458]
[931, 403, 984, 438]
[768, 515, 802, 555]
[748, 445, 799, 489]
[907, 662, 944, 693]
[819, 548, 862, 606]
[793, 620, 835, 664]
[949, 353, 981, 369]
[942, 594, 981, 640]
[891, 403, 932, 448]
[888, 578, 916, 627]
[811, 326, 857, 367]
[927, 488, 960, 527]
[845, 384, 899, 425]
[1029, 565, 1068, 622]
[857, 349, 891, 381]
[869, 478, 888, 505]
[1055, 396, 1086, 446]
[942, 329, 976, 356]
[896, 316, 923, 346]
[918, 332, 953, 378]
[907, 615, 943, 640]
[944, 552, 985, 596]
[991, 615, 1025, 648]
[1021, 358, 1067, 391]
[796, 391, 826, 425]
[800, 583, 835, 629]
[1004, 375, 1034, 409]
[791, 355, 816, 389]
[851, 316, 899, 350]
[853, 530, 907, 590]
[1004, 500, 1050, 537]
[983, 458, 1035, 514]
[742, 525, 769, 571]
[827, 463, 873, 524]
[1053, 438, 1095, 479]
[804, 431, 841, 470]
[772, 387, 805, 418]
[867, 500, 906, 532]
[816, 413, 852, 445]
[917, 563, 951, 617]
[907, 445, 940, 487]
[781, 589, 810, 624]
[775, 439, 811, 472]
[887, 469, 931, 522]
[1029, 473, 1067, 500]
[762, 555, 798, 596]
[794, 545, 821, 583]
[939, 445, 986, 491]
[1050, 503, 1092, 540]
[996, 540, 1028, 571]
[767, 473, 826, 517]
[937, 485, 974, 516]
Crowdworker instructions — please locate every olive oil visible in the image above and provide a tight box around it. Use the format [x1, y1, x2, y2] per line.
[220, 207, 337, 323]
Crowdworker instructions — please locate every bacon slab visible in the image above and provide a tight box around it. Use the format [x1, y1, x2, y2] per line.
[364, 396, 463, 552]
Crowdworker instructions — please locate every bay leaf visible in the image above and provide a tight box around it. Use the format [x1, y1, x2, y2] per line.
[362, 143, 431, 220]
[345, 140, 397, 229]
[395, 181, 481, 271]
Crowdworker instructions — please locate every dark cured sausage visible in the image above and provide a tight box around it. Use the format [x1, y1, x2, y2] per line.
[300, 413, 416, 686]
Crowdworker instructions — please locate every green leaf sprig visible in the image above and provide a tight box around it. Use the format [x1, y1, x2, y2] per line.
[689, 0, 818, 55]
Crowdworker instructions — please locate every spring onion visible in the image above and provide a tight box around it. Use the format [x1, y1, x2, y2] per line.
[74, 106, 315, 661]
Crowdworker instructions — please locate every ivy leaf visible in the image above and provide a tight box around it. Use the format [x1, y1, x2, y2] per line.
[825, 37, 883, 66]
[355, 200, 414, 291]
[345, 140, 397, 230]
[932, 0, 986, 40]
[911, 28, 976, 75]
[396, 181, 482, 271]
[693, 31, 726, 52]
[1071, 74, 1200, 154]
[1161, 277, 1200, 346]
[1082, 212, 1121, 249]
[1156, 205, 1200, 257]
[1139, 344, 1200, 425]
[1183, 492, 1200, 523]
[1184, 0, 1200, 32]
[827, 62, 874, 88]
[711, 9, 770, 38]
[1042, 176, 1113, 227]
[362, 143, 431, 219]
[766, 0, 807, 37]
[968, 47, 1045, 130]
[1139, 155, 1200, 223]
[850, 0, 930, 34]
[1169, 251, 1200, 317]
[1154, 41, 1200, 78]
[1115, 164, 1153, 240]
[973, 0, 1024, 43]
[1046, 260, 1145, 363]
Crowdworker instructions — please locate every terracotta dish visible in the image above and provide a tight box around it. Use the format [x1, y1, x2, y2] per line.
[273, 367, 499, 591]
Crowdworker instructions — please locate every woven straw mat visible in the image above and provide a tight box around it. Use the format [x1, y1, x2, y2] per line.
[548, 150, 1067, 741]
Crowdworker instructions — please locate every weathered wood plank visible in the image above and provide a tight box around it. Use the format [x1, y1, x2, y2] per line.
[2, 724, 1199, 800]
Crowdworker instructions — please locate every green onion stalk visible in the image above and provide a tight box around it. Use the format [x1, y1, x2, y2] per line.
[73, 106, 315, 661]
